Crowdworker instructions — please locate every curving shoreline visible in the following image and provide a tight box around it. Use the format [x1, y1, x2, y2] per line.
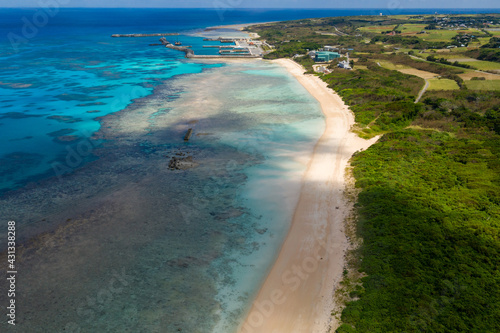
[238, 59, 379, 333]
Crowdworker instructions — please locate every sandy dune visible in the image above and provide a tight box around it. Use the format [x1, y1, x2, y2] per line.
[238, 59, 378, 333]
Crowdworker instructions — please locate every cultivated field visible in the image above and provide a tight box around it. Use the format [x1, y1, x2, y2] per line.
[427, 78, 460, 90]
[400, 24, 427, 34]
[398, 68, 438, 79]
[418, 29, 458, 42]
[465, 80, 500, 90]
[459, 70, 500, 80]
[461, 60, 500, 72]
[485, 29, 500, 37]
[358, 25, 397, 33]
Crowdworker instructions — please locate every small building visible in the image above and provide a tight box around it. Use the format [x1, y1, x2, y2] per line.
[324, 45, 339, 52]
[315, 51, 340, 62]
[313, 65, 331, 74]
[338, 60, 352, 70]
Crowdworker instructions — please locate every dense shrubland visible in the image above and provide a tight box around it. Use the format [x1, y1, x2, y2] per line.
[326, 62, 500, 333]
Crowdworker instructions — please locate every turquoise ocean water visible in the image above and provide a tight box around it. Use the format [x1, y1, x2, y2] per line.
[1, 7, 499, 332]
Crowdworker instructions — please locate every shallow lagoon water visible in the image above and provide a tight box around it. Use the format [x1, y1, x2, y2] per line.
[1, 9, 330, 331]
[0, 57, 323, 332]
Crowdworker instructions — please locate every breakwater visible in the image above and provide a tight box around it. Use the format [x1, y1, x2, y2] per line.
[112, 33, 179, 37]
[165, 44, 195, 56]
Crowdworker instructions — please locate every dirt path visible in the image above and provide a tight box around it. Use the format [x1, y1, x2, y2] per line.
[415, 79, 430, 103]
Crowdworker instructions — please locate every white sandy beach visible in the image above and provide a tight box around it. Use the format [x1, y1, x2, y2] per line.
[238, 59, 378, 333]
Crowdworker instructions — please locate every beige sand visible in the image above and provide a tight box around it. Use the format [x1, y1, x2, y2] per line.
[238, 59, 379, 333]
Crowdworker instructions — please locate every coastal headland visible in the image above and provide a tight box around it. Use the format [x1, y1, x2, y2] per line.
[238, 59, 378, 333]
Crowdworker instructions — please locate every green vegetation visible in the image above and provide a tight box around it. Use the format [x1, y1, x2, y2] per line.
[428, 78, 460, 90]
[481, 36, 500, 48]
[338, 88, 500, 332]
[262, 41, 321, 59]
[463, 60, 500, 71]
[426, 55, 473, 69]
[487, 29, 500, 37]
[343, 127, 500, 332]
[400, 23, 427, 33]
[358, 25, 397, 34]
[322, 62, 423, 137]
[248, 13, 500, 333]
[466, 80, 500, 91]
[374, 59, 410, 71]
[371, 34, 448, 49]
[419, 29, 459, 42]
[394, 55, 463, 74]
[336, 78, 500, 333]
[466, 48, 500, 63]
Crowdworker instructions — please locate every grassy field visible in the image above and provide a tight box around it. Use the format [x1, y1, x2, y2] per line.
[463, 60, 500, 71]
[417, 28, 482, 42]
[415, 51, 500, 73]
[427, 78, 460, 90]
[433, 47, 469, 53]
[465, 79, 500, 90]
[411, 54, 500, 75]
[418, 29, 458, 42]
[375, 59, 411, 70]
[470, 37, 492, 47]
[419, 53, 472, 60]
[358, 25, 397, 34]
[485, 29, 500, 37]
[354, 65, 368, 70]
[400, 24, 427, 34]
[376, 55, 499, 81]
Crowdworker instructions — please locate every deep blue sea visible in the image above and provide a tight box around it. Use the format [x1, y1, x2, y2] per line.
[1, 7, 499, 333]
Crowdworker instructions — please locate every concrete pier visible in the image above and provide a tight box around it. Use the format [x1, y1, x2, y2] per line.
[161, 37, 261, 59]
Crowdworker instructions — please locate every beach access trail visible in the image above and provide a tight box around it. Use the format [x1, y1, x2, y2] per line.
[239, 59, 379, 333]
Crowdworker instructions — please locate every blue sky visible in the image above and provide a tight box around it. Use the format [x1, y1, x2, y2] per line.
[1, 0, 498, 8]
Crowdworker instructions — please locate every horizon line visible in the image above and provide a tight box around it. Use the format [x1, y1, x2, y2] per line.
[1, 7, 499, 10]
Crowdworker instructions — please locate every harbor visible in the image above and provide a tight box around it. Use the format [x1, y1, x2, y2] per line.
[113, 33, 265, 59]
[160, 35, 264, 58]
